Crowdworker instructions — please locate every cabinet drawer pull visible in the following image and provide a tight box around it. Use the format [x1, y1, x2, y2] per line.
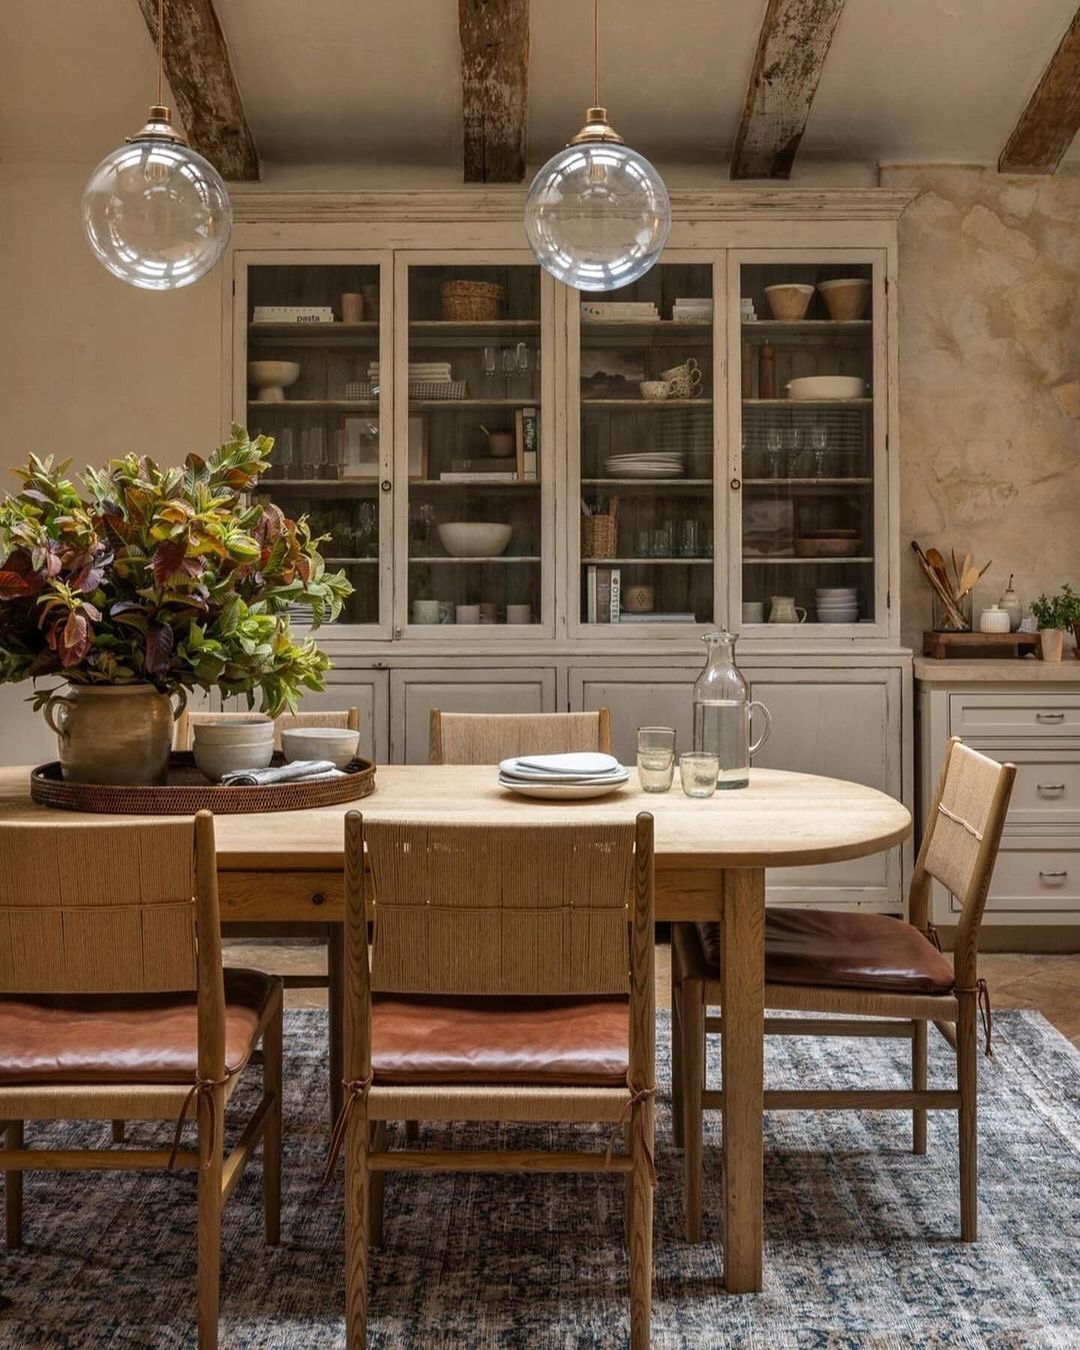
[1035, 712, 1065, 723]
[1037, 783, 1066, 795]
[1039, 870, 1068, 881]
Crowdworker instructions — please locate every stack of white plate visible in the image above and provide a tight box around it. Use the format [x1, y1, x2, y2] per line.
[604, 452, 685, 479]
[498, 752, 629, 800]
[815, 587, 859, 623]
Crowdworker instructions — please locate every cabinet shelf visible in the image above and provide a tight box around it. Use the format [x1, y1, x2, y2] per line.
[411, 319, 539, 336]
[582, 478, 712, 489]
[413, 479, 540, 490]
[582, 557, 712, 566]
[741, 320, 871, 336]
[742, 556, 874, 565]
[261, 479, 378, 494]
[581, 320, 711, 344]
[325, 557, 379, 564]
[409, 556, 541, 565]
[582, 399, 712, 410]
[249, 399, 378, 411]
[743, 398, 872, 408]
[249, 323, 378, 347]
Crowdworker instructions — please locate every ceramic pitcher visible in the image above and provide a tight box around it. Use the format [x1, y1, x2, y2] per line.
[768, 595, 807, 624]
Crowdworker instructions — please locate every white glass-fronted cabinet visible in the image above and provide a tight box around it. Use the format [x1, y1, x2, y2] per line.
[234, 252, 394, 636]
[568, 256, 725, 636]
[393, 253, 556, 639]
[727, 250, 889, 637]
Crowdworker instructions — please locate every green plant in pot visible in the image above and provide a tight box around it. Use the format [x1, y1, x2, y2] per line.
[1031, 585, 1080, 663]
[0, 426, 352, 784]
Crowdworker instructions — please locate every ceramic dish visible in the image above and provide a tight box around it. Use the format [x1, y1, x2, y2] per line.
[193, 719, 275, 781]
[786, 375, 865, 401]
[437, 522, 513, 557]
[817, 278, 871, 321]
[498, 775, 629, 801]
[763, 283, 814, 321]
[281, 726, 360, 769]
[247, 361, 300, 402]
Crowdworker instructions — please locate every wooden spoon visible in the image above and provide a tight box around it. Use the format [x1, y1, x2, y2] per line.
[925, 547, 955, 600]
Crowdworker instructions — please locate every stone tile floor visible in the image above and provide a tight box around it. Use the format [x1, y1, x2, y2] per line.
[223, 940, 1080, 1050]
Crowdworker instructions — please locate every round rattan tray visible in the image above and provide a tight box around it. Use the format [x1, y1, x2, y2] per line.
[30, 753, 377, 815]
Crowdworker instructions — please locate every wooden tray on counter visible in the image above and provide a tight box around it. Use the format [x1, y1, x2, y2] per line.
[30, 753, 376, 815]
[922, 631, 1041, 660]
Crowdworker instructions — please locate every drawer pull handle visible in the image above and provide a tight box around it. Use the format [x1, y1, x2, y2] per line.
[311, 891, 326, 907]
[1035, 712, 1065, 723]
[1037, 783, 1066, 795]
[1039, 870, 1068, 881]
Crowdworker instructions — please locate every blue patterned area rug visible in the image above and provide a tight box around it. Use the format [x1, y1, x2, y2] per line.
[3, 1009, 1079, 1348]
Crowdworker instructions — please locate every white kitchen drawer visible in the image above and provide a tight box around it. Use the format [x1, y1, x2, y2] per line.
[950, 838, 1080, 913]
[948, 691, 1080, 740]
[959, 747, 1080, 829]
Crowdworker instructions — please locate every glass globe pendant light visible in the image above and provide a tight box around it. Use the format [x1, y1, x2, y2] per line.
[82, 0, 232, 290]
[524, 0, 670, 291]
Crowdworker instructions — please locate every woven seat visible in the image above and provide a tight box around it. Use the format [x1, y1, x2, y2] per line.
[694, 909, 955, 995]
[371, 994, 630, 1086]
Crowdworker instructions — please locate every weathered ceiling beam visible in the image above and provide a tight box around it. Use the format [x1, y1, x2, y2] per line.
[731, 0, 846, 180]
[999, 7, 1080, 174]
[459, 0, 529, 183]
[136, 0, 259, 181]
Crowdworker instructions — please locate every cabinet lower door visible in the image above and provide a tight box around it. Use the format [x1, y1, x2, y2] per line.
[748, 668, 904, 910]
[391, 667, 558, 763]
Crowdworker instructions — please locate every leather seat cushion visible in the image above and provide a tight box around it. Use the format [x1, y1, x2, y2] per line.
[695, 908, 955, 995]
[0, 969, 276, 1084]
[371, 994, 630, 1086]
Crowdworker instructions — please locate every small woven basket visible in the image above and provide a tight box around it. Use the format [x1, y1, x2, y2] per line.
[581, 498, 619, 559]
[440, 281, 506, 322]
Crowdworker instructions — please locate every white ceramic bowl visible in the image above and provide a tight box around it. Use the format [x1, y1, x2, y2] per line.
[193, 720, 275, 781]
[281, 727, 360, 769]
[786, 375, 865, 401]
[248, 361, 301, 402]
[437, 522, 513, 558]
[817, 278, 871, 321]
[763, 283, 814, 321]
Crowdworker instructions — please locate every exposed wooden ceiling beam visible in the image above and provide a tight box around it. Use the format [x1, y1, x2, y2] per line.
[731, 0, 846, 180]
[136, 0, 259, 181]
[999, 7, 1080, 174]
[459, 0, 529, 183]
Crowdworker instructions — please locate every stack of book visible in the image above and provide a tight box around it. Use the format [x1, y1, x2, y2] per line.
[252, 306, 335, 324]
[368, 362, 453, 383]
[585, 565, 621, 623]
[673, 297, 713, 324]
[580, 301, 660, 323]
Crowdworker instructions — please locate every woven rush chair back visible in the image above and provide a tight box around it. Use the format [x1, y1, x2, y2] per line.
[429, 709, 611, 764]
[914, 737, 1015, 984]
[0, 818, 200, 996]
[364, 820, 644, 997]
[176, 706, 358, 752]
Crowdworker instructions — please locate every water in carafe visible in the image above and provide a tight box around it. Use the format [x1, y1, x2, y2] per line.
[692, 631, 771, 790]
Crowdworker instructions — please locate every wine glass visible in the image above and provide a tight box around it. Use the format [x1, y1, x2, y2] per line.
[765, 427, 784, 478]
[481, 346, 499, 398]
[501, 347, 517, 398]
[515, 342, 531, 399]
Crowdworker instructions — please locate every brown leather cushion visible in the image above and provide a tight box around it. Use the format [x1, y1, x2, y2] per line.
[695, 908, 955, 995]
[0, 969, 276, 1085]
[371, 994, 629, 1087]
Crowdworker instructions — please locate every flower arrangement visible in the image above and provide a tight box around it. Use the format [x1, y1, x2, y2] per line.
[0, 426, 352, 716]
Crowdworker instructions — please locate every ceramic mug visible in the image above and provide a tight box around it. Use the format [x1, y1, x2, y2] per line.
[741, 601, 765, 623]
[769, 595, 807, 624]
[506, 604, 532, 624]
[411, 599, 441, 625]
[456, 604, 480, 624]
[437, 601, 455, 624]
[660, 359, 702, 398]
[640, 381, 669, 401]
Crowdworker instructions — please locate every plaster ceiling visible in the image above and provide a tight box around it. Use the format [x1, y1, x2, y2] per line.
[1, 0, 1077, 173]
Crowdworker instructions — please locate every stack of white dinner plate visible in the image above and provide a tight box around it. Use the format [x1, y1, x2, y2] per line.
[604, 452, 685, 479]
[815, 587, 859, 623]
[498, 752, 630, 800]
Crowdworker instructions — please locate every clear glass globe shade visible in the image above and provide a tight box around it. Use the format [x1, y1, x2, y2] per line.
[524, 138, 671, 291]
[82, 136, 232, 290]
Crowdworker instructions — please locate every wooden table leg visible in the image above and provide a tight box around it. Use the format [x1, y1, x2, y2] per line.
[327, 924, 345, 1124]
[720, 867, 765, 1294]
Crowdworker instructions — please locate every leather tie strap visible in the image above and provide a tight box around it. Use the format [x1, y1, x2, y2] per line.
[604, 1075, 657, 1188]
[955, 978, 993, 1057]
[168, 1071, 236, 1170]
[925, 922, 943, 952]
[321, 1075, 375, 1188]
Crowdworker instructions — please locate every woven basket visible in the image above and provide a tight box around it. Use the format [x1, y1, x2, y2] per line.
[440, 281, 505, 322]
[582, 499, 619, 559]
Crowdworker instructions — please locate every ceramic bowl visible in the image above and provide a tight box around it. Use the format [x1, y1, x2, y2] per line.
[640, 381, 670, 401]
[248, 361, 301, 402]
[817, 278, 871, 322]
[764, 283, 814, 321]
[437, 522, 513, 558]
[193, 719, 274, 781]
[281, 726, 360, 769]
[786, 375, 865, 401]
[486, 431, 515, 458]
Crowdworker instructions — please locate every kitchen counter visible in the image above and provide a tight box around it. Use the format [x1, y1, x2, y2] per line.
[914, 657, 1080, 683]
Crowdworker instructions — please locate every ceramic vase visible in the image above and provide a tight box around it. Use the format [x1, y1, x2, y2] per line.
[42, 684, 187, 785]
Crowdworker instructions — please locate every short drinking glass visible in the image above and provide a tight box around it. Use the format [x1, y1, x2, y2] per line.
[680, 752, 719, 798]
[637, 726, 676, 794]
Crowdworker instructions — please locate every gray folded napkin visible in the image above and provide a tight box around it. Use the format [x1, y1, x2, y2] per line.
[219, 759, 345, 787]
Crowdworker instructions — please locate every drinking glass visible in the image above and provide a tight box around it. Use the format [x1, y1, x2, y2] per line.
[501, 347, 517, 397]
[765, 427, 784, 478]
[680, 520, 699, 558]
[481, 346, 499, 397]
[637, 727, 676, 794]
[273, 427, 294, 480]
[514, 342, 531, 399]
[635, 529, 652, 559]
[680, 751, 720, 799]
[652, 527, 670, 558]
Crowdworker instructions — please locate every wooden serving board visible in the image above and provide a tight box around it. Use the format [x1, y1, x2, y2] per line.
[922, 631, 1041, 660]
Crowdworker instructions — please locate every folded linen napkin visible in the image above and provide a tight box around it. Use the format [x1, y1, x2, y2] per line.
[219, 760, 345, 787]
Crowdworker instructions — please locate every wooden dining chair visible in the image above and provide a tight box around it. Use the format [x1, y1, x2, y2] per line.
[0, 813, 283, 1349]
[331, 810, 655, 1349]
[672, 736, 1014, 1245]
[428, 708, 612, 764]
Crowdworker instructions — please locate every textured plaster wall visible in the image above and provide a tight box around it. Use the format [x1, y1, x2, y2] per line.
[884, 166, 1080, 647]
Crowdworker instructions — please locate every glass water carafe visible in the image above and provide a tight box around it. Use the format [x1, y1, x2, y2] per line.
[692, 631, 771, 789]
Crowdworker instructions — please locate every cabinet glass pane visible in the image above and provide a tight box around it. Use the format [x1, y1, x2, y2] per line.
[578, 264, 714, 627]
[739, 262, 875, 627]
[406, 265, 541, 628]
[247, 264, 382, 627]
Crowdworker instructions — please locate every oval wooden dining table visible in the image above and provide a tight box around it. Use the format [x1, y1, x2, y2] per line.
[0, 763, 910, 1295]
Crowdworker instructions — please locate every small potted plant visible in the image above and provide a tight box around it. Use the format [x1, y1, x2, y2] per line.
[1031, 586, 1080, 663]
[0, 426, 352, 784]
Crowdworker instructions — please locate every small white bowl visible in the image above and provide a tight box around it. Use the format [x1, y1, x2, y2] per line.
[193, 720, 275, 781]
[787, 375, 865, 401]
[281, 726, 360, 769]
[192, 718, 273, 744]
[437, 522, 513, 558]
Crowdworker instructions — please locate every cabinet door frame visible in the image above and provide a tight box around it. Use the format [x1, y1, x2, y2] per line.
[391, 250, 558, 642]
[724, 247, 894, 642]
[564, 250, 729, 640]
[227, 247, 397, 641]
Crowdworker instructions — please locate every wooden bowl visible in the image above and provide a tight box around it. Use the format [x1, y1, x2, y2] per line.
[764, 283, 814, 321]
[818, 278, 871, 322]
[795, 536, 862, 558]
